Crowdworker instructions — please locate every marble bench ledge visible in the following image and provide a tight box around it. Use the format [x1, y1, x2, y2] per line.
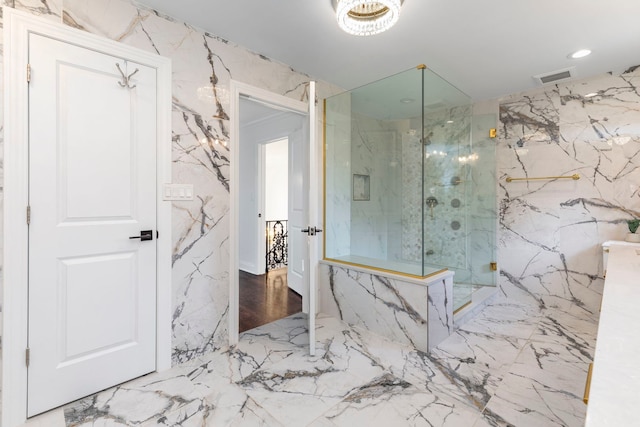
[318, 259, 455, 352]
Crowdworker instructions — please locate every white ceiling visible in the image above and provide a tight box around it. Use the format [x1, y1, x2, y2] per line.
[136, 0, 640, 101]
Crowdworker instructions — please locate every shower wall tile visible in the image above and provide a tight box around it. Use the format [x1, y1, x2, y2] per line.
[325, 92, 352, 258]
[349, 114, 402, 260]
[319, 263, 456, 352]
[497, 66, 640, 318]
[400, 130, 423, 262]
[402, 106, 477, 276]
[0, 0, 342, 365]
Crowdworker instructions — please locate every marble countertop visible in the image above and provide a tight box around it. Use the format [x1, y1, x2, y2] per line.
[585, 244, 640, 426]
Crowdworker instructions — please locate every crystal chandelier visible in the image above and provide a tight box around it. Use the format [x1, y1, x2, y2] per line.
[336, 0, 402, 36]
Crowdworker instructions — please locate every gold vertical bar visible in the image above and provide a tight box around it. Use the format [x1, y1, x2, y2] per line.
[322, 98, 327, 260]
[489, 128, 497, 138]
[583, 363, 593, 404]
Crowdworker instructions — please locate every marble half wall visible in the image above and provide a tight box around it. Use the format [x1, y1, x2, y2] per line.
[0, 0, 342, 364]
[319, 262, 454, 352]
[497, 66, 640, 320]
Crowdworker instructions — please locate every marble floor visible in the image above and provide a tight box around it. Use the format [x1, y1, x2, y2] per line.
[19, 297, 596, 427]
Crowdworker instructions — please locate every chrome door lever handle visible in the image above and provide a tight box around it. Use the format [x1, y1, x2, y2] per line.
[301, 226, 322, 236]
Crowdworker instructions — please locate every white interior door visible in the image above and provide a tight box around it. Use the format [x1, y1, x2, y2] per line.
[288, 82, 319, 355]
[287, 128, 309, 298]
[27, 33, 157, 416]
[307, 82, 318, 356]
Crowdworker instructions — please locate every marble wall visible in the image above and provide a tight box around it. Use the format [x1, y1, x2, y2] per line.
[403, 107, 473, 270]
[324, 92, 352, 259]
[349, 113, 402, 260]
[497, 66, 640, 318]
[319, 263, 454, 352]
[401, 106, 497, 286]
[0, 0, 341, 364]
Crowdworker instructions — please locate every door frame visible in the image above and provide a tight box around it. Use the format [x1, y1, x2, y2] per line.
[229, 81, 308, 345]
[2, 8, 172, 426]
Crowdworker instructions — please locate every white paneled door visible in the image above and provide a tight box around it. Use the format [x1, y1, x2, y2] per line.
[27, 33, 158, 416]
[287, 126, 308, 298]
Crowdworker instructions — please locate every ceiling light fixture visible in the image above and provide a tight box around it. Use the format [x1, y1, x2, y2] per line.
[336, 0, 402, 36]
[569, 49, 591, 59]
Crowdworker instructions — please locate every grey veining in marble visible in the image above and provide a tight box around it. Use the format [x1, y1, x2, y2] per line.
[319, 263, 455, 352]
[14, 294, 594, 427]
[497, 66, 640, 320]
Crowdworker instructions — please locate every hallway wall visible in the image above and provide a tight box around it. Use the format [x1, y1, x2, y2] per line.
[496, 66, 640, 319]
[0, 0, 341, 364]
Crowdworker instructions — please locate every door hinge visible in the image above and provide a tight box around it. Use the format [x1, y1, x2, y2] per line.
[489, 128, 497, 138]
[27, 63, 31, 83]
[27, 205, 31, 225]
[490, 262, 498, 271]
[26, 348, 30, 367]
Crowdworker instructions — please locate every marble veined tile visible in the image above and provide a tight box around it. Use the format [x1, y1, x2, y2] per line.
[237, 360, 367, 427]
[428, 327, 528, 404]
[139, 383, 267, 427]
[456, 299, 543, 340]
[63, 354, 237, 425]
[9, 0, 62, 20]
[482, 330, 591, 427]
[47, 300, 596, 426]
[308, 374, 482, 427]
[530, 310, 599, 355]
[483, 370, 587, 427]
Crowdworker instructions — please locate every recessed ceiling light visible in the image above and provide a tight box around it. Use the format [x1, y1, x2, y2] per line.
[584, 92, 598, 98]
[400, 98, 415, 104]
[569, 49, 591, 59]
[446, 120, 454, 124]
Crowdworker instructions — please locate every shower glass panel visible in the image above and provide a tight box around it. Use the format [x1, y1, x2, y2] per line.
[324, 66, 497, 297]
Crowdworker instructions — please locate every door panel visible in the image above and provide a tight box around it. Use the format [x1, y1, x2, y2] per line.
[61, 252, 137, 361]
[60, 61, 134, 220]
[28, 33, 157, 416]
[287, 128, 309, 297]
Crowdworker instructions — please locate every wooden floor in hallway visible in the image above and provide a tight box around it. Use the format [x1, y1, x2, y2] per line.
[239, 268, 302, 333]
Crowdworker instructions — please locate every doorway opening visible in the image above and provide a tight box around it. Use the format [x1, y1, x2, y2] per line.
[237, 96, 306, 333]
[238, 136, 301, 332]
[230, 80, 318, 354]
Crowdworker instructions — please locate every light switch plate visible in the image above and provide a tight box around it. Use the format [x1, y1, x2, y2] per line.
[163, 184, 194, 201]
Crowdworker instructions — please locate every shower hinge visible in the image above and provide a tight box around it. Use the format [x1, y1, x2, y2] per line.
[490, 262, 498, 271]
[27, 205, 31, 225]
[27, 63, 31, 83]
[489, 128, 497, 138]
[26, 347, 30, 367]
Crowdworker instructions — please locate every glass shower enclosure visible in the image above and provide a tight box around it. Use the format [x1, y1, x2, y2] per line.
[324, 65, 497, 311]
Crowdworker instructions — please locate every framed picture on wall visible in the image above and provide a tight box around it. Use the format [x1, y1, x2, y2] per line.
[352, 174, 370, 201]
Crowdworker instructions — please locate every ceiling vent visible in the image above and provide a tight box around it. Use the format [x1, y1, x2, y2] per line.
[533, 67, 575, 85]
